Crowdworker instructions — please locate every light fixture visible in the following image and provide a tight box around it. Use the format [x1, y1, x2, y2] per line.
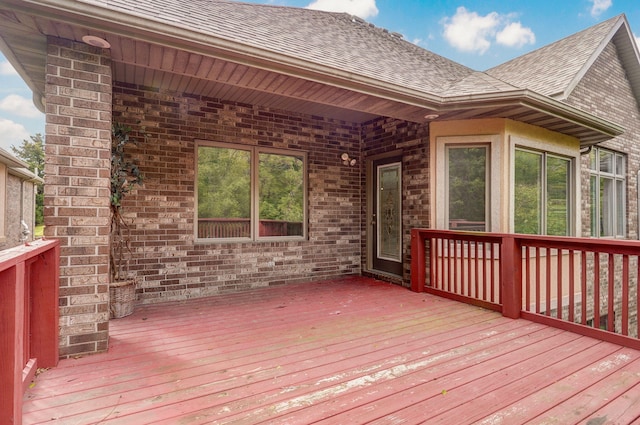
[341, 152, 357, 166]
[82, 35, 111, 49]
[424, 113, 440, 120]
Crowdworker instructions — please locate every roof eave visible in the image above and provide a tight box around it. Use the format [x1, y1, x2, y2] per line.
[436, 90, 624, 145]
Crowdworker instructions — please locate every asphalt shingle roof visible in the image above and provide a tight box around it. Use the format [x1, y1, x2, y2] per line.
[486, 16, 622, 98]
[91, 0, 480, 96]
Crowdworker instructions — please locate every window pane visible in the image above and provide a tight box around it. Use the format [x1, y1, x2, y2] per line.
[600, 177, 614, 236]
[590, 175, 598, 236]
[599, 150, 613, 173]
[617, 179, 624, 236]
[259, 153, 304, 237]
[546, 156, 570, 236]
[616, 153, 625, 176]
[447, 146, 487, 231]
[589, 149, 597, 171]
[197, 146, 251, 238]
[515, 150, 542, 234]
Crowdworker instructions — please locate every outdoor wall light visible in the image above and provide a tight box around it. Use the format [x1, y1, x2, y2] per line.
[341, 152, 357, 166]
[82, 35, 111, 49]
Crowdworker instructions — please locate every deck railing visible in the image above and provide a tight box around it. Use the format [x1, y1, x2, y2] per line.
[0, 239, 60, 425]
[198, 218, 303, 238]
[411, 229, 640, 350]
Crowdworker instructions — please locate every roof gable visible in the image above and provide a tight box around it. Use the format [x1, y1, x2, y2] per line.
[487, 15, 640, 103]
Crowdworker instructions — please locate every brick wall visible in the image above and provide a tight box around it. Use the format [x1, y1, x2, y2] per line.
[112, 82, 362, 303]
[361, 117, 430, 283]
[44, 37, 112, 358]
[564, 40, 640, 334]
[565, 41, 640, 239]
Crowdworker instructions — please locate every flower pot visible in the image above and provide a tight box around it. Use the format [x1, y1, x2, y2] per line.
[109, 279, 136, 318]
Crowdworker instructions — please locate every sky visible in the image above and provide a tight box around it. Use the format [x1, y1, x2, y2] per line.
[0, 0, 639, 153]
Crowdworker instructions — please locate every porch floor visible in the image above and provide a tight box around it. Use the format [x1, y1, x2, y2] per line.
[23, 276, 640, 424]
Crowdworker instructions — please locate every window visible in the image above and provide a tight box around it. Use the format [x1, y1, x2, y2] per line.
[515, 148, 572, 235]
[446, 145, 488, 231]
[589, 148, 626, 238]
[196, 142, 306, 241]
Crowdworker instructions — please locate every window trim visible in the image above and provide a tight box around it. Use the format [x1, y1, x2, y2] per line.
[195, 141, 308, 243]
[589, 147, 626, 238]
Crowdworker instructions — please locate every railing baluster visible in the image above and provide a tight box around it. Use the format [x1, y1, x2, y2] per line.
[608, 254, 615, 332]
[568, 249, 575, 323]
[594, 252, 601, 329]
[536, 246, 541, 314]
[556, 248, 563, 320]
[581, 250, 588, 325]
[622, 254, 629, 336]
[546, 247, 551, 317]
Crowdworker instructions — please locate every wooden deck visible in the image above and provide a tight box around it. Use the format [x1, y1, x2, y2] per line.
[23, 276, 640, 424]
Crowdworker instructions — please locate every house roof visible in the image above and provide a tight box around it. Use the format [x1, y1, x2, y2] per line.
[0, 147, 41, 182]
[0, 0, 631, 144]
[487, 15, 640, 102]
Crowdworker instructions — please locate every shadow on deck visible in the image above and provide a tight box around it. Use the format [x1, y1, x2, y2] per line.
[23, 276, 640, 424]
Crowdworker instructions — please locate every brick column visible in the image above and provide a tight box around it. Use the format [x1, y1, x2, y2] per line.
[44, 37, 112, 358]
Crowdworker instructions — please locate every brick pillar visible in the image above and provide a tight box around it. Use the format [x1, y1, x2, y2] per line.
[44, 37, 112, 358]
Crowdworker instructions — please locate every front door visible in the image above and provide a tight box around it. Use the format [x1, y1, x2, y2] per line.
[372, 157, 403, 276]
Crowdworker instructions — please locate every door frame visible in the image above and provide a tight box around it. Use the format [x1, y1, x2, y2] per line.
[365, 150, 404, 277]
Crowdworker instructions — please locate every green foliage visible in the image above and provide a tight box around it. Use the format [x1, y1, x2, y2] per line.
[448, 147, 486, 225]
[197, 146, 251, 219]
[197, 146, 304, 223]
[111, 123, 144, 210]
[259, 153, 303, 222]
[110, 123, 144, 281]
[11, 133, 44, 225]
[514, 150, 570, 236]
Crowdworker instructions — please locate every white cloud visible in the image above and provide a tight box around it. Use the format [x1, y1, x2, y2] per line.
[306, 0, 378, 19]
[0, 60, 18, 76]
[590, 0, 612, 17]
[635, 33, 640, 48]
[0, 119, 30, 152]
[442, 7, 535, 54]
[0, 94, 42, 118]
[442, 7, 500, 54]
[496, 22, 536, 48]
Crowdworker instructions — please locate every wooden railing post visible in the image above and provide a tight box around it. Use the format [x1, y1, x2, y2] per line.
[501, 235, 522, 319]
[411, 229, 426, 292]
[0, 261, 26, 425]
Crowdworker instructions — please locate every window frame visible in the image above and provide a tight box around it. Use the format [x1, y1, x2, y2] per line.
[589, 147, 626, 238]
[195, 141, 308, 243]
[513, 146, 575, 236]
[444, 144, 490, 232]
[434, 134, 502, 232]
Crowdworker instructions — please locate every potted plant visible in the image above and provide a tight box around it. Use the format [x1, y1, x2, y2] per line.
[109, 122, 144, 318]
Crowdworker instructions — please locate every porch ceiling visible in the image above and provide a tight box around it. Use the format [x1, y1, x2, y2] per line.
[0, 4, 624, 145]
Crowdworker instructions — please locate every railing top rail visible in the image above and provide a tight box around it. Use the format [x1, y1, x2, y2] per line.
[412, 228, 640, 255]
[0, 239, 60, 273]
